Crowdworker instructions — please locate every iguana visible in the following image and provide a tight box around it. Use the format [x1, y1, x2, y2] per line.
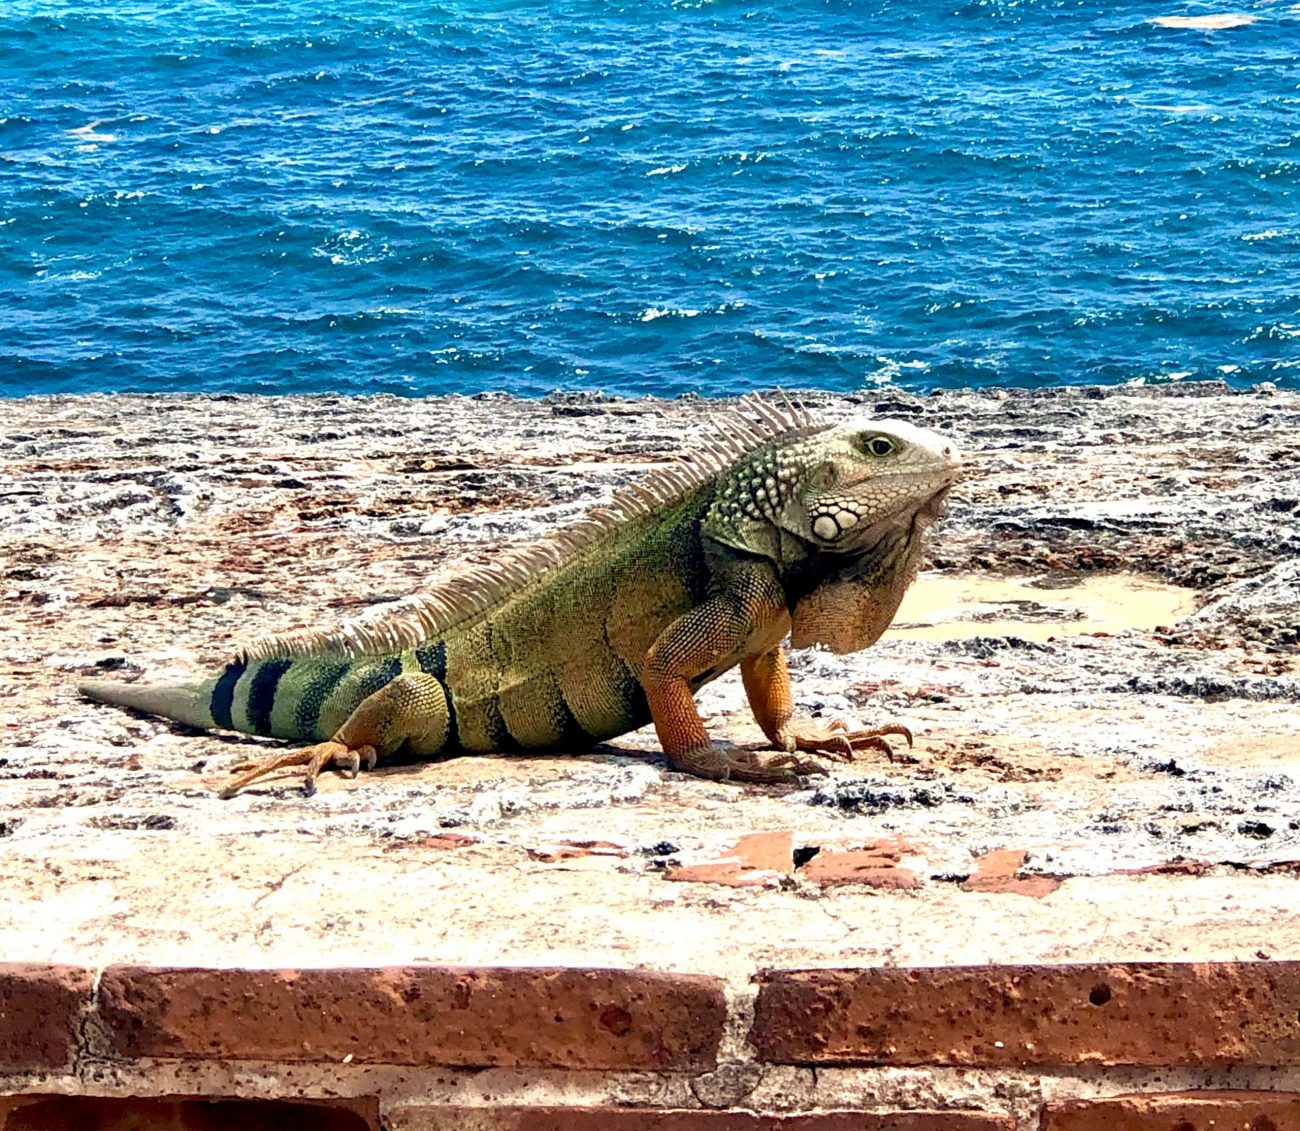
[79, 398, 962, 798]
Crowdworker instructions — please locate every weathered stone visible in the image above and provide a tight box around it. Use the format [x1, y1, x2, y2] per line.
[751, 962, 1300, 1066]
[4, 388, 1300, 1009]
[0, 964, 92, 1071]
[98, 966, 726, 1069]
[960, 849, 1061, 898]
[525, 839, 628, 863]
[664, 833, 794, 887]
[1040, 1091, 1300, 1130]
[799, 843, 922, 890]
[387, 1108, 1014, 1131]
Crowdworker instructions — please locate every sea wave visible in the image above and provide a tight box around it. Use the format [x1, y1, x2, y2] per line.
[1148, 13, 1258, 29]
[2, 0, 1296, 397]
[67, 121, 117, 143]
[638, 302, 741, 323]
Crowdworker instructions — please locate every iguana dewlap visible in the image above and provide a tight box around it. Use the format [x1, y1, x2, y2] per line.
[80, 399, 962, 797]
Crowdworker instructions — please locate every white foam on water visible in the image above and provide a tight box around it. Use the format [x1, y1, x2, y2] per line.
[781, 50, 846, 72]
[313, 228, 388, 267]
[36, 267, 101, 282]
[647, 163, 687, 176]
[640, 306, 701, 322]
[1242, 229, 1290, 241]
[216, 116, 269, 132]
[638, 301, 742, 323]
[68, 121, 117, 143]
[1149, 13, 1257, 28]
[866, 356, 929, 384]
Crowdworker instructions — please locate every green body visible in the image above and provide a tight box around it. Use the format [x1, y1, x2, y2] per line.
[79, 406, 964, 789]
[85, 492, 716, 755]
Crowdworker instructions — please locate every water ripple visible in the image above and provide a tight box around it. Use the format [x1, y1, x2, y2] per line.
[1, 0, 1297, 396]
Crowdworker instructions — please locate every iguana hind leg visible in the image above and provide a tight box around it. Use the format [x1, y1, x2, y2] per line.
[219, 672, 450, 799]
[741, 646, 913, 763]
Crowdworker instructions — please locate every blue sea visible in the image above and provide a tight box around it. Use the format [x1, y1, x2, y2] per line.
[1, 1, 1297, 398]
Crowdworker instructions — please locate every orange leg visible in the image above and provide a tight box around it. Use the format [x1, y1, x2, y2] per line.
[742, 645, 913, 762]
[642, 578, 827, 784]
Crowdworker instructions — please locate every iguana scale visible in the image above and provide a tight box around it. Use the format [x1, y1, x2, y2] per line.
[80, 399, 962, 798]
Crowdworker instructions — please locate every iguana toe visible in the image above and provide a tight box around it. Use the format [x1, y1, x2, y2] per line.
[782, 720, 914, 763]
[219, 740, 376, 799]
[669, 744, 828, 784]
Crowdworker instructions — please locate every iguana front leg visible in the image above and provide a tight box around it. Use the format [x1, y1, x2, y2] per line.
[219, 672, 450, 798]
[741, 645, 913, 762]
[642, 578, 826, 784]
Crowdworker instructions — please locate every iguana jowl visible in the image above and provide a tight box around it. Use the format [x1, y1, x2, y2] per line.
[80, 400, 962, 797]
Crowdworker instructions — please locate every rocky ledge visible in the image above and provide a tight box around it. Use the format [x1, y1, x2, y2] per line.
[1, 382, 1299, 978]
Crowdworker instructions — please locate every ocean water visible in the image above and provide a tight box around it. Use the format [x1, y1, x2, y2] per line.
[1, 0, 1297, 398]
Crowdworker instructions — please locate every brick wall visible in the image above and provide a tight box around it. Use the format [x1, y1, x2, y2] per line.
[2, 962, 1299, 1129]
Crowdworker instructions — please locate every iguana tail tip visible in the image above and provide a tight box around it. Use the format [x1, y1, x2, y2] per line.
[78, 678, 215, 730]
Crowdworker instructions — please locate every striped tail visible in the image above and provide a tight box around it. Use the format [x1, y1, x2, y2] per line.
[80, 654, 408, 742]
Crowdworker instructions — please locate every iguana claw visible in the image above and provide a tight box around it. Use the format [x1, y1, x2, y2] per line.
[783, 720, 914, 763]
[220, 741, 378, 799]
[669, 744, 829, 784]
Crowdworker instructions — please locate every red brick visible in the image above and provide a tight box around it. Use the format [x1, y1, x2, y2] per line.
[960, 850, 1061, 898]
[1041, 1091, 1300, 1130]
[799, 843, 921, 890]
[665, 832, 794, 887]
[0, 964, 92, 1071]
[387, 1108, 1013, 1131]
[0, 1096, 379, 1131]
[751, 962, 1300, 1067]
[97, 966, 725, 1070]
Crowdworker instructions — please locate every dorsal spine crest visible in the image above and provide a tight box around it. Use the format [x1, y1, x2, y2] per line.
[236, 395, 826, 663]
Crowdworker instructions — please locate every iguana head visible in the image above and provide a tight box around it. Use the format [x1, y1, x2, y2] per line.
[776, 418, 960, 551]
[705, 416, 963, 655]
[706, 417, 962, 561]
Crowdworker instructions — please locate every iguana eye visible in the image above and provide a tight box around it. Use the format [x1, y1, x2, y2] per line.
[864, 435, 896, 457]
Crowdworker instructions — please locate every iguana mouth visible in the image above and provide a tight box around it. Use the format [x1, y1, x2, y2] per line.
[919, 483, 952, 520]
[812, 483, 952, 562]
[860, 482, 954, 535]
